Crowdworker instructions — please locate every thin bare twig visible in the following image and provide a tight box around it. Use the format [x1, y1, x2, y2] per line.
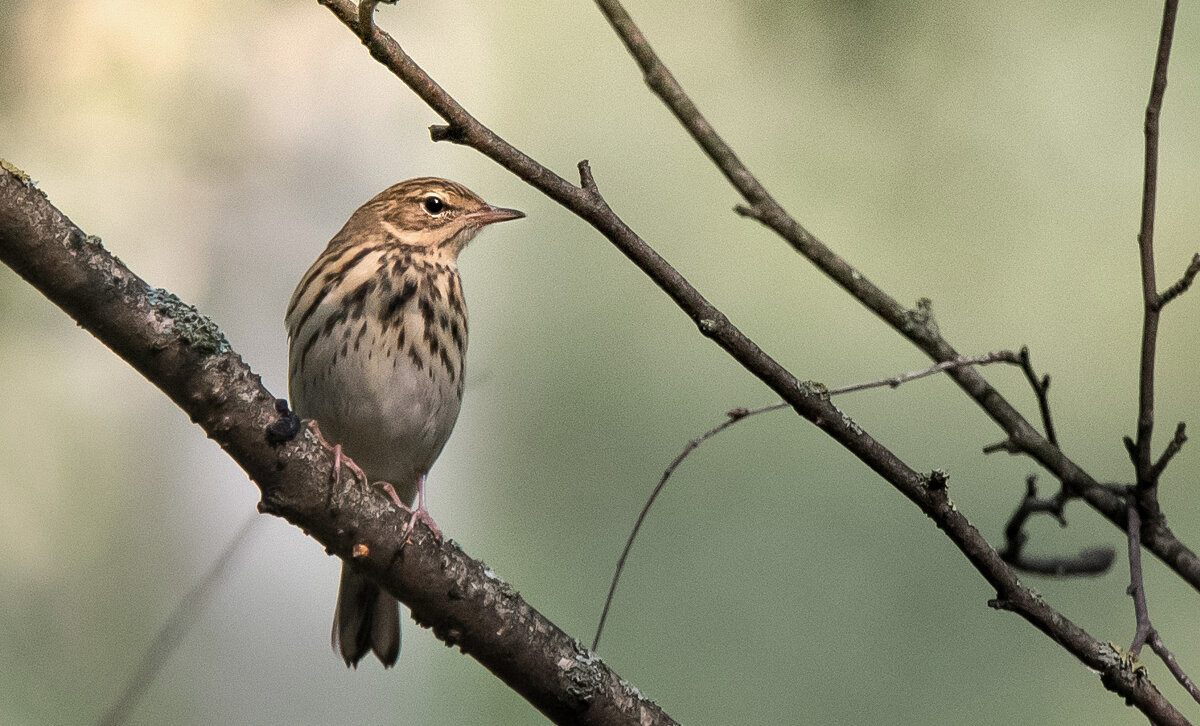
[1150, 631, 1200, 704]
[1151, 422, 1188, 482]
[994, 351, 1115, 577]
[1157, 253, 1200, 308]
[98, 514, 260, 726]
[1017, 346, 1058, 447]
[1126, 494, 1200, 705]
[591, 405, 768, 652]
[982, 346, 1058, 455]
[1128, 502, 1154, 654]
[827, 350, 1019, 395]
[1131, 0, 1179, 495]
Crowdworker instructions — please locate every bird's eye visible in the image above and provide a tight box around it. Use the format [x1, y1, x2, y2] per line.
[422, 195, 444, 215]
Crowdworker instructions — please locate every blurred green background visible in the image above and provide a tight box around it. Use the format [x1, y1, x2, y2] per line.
[2, 1, 1199, 724]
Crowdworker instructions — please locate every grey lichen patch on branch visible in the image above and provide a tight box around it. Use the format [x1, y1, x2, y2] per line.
[559, 639, 605, 704]
[903, 296, 939, 338]
[617, 678, 644, 700]
[1102, 641, 1149, 678]
[839, 409, 863, 436]
[73, 232, 151, 299]
[146, 287, 231, 356]
[800, 379, 829, 400]
[795, 379, 863, 434]
[0, 159, 35, 186]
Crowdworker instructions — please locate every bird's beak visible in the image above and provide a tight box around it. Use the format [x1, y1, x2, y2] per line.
[471, 205, 525, 226]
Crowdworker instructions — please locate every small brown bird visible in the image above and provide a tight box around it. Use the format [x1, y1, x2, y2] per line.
[285, 178, 523, 667]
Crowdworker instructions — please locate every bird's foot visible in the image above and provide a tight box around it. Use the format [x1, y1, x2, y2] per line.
[394, 475, 443, 542]
[307, 419, 367, 487]
[374, 482, 440, 542]
[401, 503, 443, 542]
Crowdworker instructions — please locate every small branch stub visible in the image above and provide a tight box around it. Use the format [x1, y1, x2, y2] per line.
[578, 160, 599, 194]
[430, 124, 468, 144]
[1151, 422, 1188, 481]
[357, 0, 393, 37]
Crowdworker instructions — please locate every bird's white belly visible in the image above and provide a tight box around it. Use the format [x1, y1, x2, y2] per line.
[289, 316, 462, 500]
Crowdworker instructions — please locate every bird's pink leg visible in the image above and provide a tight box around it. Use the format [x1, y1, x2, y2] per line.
[400, 475, 442, 541]
[308, 420, 439, 542]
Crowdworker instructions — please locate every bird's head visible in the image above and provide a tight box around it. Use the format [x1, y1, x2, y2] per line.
[350, 177, 524, 257]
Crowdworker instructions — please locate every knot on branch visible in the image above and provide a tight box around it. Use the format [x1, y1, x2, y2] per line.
[265, 398, 302, 446]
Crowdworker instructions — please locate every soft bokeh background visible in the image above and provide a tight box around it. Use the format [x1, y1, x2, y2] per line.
[2, 1, 1199, 724]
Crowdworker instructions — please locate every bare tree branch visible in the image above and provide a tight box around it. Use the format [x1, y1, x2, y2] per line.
[1126, 500, 1200, 706]
[996, 353, 1116, 577]
[1151, 631, 1200, 705]
[1128, 501, 1155, 654]
[591, 0, 1200, 591]
[1131, 0, 1179, 502]
[827, 350, 1020, 395]
[313, 3, 1190, 722]
[591, 404, 764, 653]
[0, 168, 678, 726]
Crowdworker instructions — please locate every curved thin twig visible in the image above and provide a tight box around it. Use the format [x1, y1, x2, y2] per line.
[591, 405, 776, 652]
[594, 352, 1021, 651]
[1157, 253, 1200, 308]
[98, 514, 260, 726]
